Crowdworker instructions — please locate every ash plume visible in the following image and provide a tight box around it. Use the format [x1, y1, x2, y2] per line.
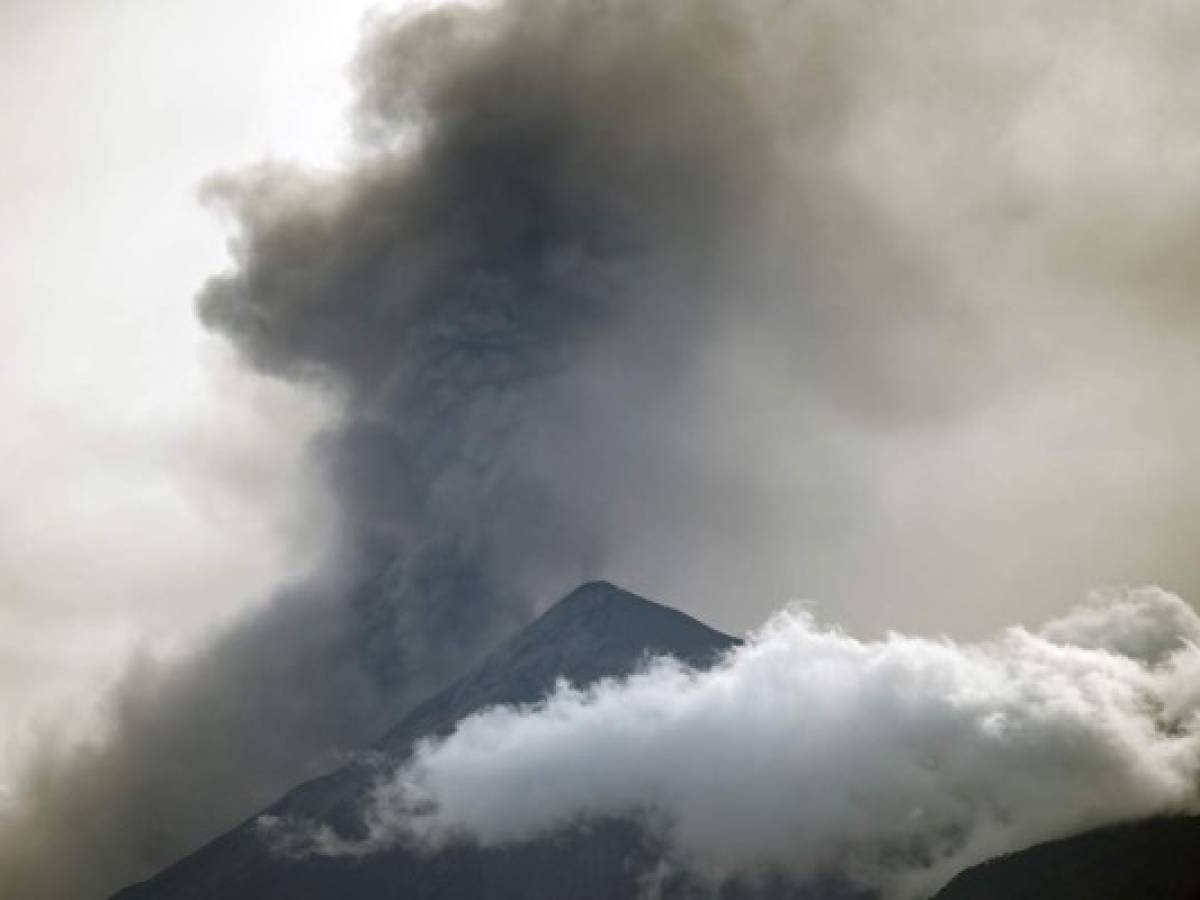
[5, 0, 1200, 897]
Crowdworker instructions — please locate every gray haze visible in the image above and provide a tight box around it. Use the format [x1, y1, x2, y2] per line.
[5, 0, 1200, 897]
[0, 0, 352, 783]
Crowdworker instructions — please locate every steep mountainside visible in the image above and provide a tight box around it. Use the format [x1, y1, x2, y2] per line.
[111, 582, 752, 900]
[932, 815, 1200, 900]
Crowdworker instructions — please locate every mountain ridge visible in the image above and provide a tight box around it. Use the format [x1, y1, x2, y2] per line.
[930, 814, 1200, 900]
[111, 581, 1200, 900]
[111, 581, 741, 900]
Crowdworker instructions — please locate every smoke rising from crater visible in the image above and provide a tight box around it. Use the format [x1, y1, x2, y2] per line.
[6, 0, 1200, 897]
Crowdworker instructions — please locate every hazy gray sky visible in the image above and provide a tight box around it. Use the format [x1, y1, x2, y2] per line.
[6, 0, 1200, 779]
[0, 0, 400, 787]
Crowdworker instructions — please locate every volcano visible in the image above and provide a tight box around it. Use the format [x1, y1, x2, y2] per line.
[110, 582, 749, 900]
[110, 582, 1200, 900]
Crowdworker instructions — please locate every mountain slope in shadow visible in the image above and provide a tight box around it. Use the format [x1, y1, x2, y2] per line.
[110, 581, 768, 900]
[931, 815, 1200, 900]
[110, 580, 1200, 900]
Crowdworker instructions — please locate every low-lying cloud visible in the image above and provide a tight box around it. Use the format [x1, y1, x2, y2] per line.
[315, 589, 1200, 898]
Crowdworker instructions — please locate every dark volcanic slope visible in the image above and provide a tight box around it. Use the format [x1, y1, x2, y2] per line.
[109, 581, 1200, 900]
[377, 578, 740, 756]
[932, 815, 1200, 900]
[110, 582, 743, 900]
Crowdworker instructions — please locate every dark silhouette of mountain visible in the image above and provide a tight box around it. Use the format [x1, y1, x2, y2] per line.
[107, 580, 1200, 900]
[109, 581, 764, 900]
[931, 815, 1200, 900]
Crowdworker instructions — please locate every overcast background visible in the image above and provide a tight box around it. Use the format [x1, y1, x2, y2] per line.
[5, 0, 1200, 816]
[0, 0, 392, 793]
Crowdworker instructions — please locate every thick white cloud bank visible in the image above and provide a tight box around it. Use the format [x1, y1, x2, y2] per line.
[335, 589, 1200, 898]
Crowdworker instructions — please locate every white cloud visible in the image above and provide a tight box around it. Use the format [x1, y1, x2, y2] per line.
[338, 588, 1200, 899]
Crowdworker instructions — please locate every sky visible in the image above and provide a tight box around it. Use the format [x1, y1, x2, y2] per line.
[4, 1, 1200, 896]
[0, 0, 390, 783]
[5, 0, 1200, 784]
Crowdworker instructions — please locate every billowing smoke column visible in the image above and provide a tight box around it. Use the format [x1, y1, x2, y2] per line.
[0, 2, 840, 896]
[304, 589, 1200, 899]
[6, 0, 1200, 897]
[192, 0, 781, 693]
